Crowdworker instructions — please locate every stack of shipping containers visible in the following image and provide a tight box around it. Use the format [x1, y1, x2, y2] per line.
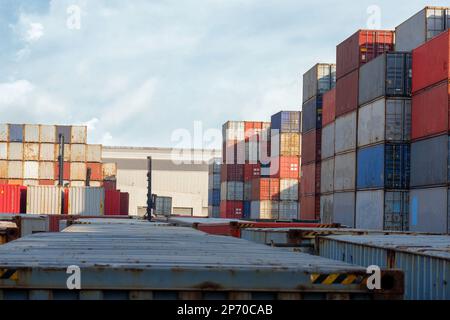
[268, 113, 300, 220]
[301, 64, 336, 221]
[333, 30, 395, 227]
[409, 30, 450, 234]
[208, 158, 221, 218]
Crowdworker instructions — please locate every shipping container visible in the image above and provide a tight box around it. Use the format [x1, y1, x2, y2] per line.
[56, 125, 71, 144]
[409, 187, 447, 233]
[208, 189, 221, 206]
[103, 180, 117, 191]
[270, 156, 300, 179]
[335, 111, 357, 154]
[24, 143, 39, 161]
[302, 95, 323, 133]
[301, 162, 321, 195]
[333, 192, 355, 227]
[154, 196, 172, 216]
[244, 140, 259, 163]
[384, 191, 409, 231]
[355, 190, 384, 230]
[260, 164, 271, 178]
[223, 140, 245, 164]
[280, 179, 299, 201]
[38, 162, 54, 180]
[0, 124, 8, 142]
[279, 201, 298, 220]
[0, 185, 22, 214]
[410, 135, 448, 188]
[243, 181, 252, 201]
[9, 124, 24, 142]
[357, 144, 410, 190]
[277, 133, 301, 157]
[243, 200, 251, 219]
[411, 81, 449, 140]
[209, 172, 221, 190]
[54, 162, 71, 182]
[334, 152, 356, 192]
[70, 144, 86, 162]
[271, 111, 301, 133]
[208, 158, 222, 175]
[70, 162, 87, 181]
[54, 143, 71, 162]
[222, 121, 245, 142]
[320, 194, 334, 224]
[321, 123, 335, 159]
[23, 124, 39, 143]
[301, 129, 321, 164]
[243, 164, 260, 181]
[335, 70, 359, 117]
[8, 142, 23, 160]
[300, 194, 320, 221]
[322, 88, 336, 126]
[104, 190, 121, 216]
[86, 144, 102, 163]
[8, 161, 23, 179]
[26, 186, 63, 215]
[68, 187, 104, 216]
[0, 143, 6, 160]
[251, 178, 279, 201]
[220, 181, 244, 201]
[39, 143, 55, 161]
[396, 6, 449, 52]
[320, 158, 334, 194]
[336, 30, 395, 79]
[221, 164, 244, 181]
[102, 163, 117, 180]
[208, 206, 220, 218]
[303, 63, 336, 103]
[358, 98, 411, 147]
[250, 200, 279, 220]
[39, 125, 56, 143]
[71, 126, 87, 144]
[359, 52, 412, 106]
[0, 161, 7, 179]
[86, 162, 102, 181]
[219, 201, 243, 219]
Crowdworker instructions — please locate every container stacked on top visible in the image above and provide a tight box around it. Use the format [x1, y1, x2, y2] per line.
[207, 158, 221, 218]
[269, 111, 301, 220]
[301, 64, 336, 221]
[409, 30, 450, 234]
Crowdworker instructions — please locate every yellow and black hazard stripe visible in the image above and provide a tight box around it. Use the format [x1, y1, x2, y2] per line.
[0, 269, 18, 281]
[310, 273, 366, 285]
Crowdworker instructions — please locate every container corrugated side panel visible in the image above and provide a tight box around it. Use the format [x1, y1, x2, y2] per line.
[0, 161, 7, 179]
[0, 124, 8, 142]
[71, 126, 87, 144]
[0, 185, 22, 213]
[39, 143, 55, 161]
[24, 124, 40, 142]
[320, 194, 334, 224]
[68, 187, 104, 216]
[321, 123, 335, 160]
[335, 111, 357, 154]
[39, 125, 56, 143]
[8, 143, 23, 160]
[23, 161, 39, 180]
[279, 201, 298, 220]
[280, 179, 298, 201]
[320, 158, 334, 194]
[355, 190, 384, 230]
[333, 192, 355, 227]
[357, 144, 384, 190]
[334, 152, 356, 192]
[86, 145, 102, 163]
[409, 187, 447, 233]
[0, 143, 7, 160]
[358, 98, 386, 147]
[26, 186, 62, 215]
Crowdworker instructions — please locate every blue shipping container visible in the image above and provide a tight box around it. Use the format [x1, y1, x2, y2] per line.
[56, 125, 71, 143]
[302, 95, 323, 133]
[357, 143, 410, 190]
[271, 111, 301, 133]
[9, 124, 24, 142]
[208, 190, 221, 206]
[243, 201, 251, 219]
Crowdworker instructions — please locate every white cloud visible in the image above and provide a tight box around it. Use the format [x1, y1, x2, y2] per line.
[26, 22, 44, 42]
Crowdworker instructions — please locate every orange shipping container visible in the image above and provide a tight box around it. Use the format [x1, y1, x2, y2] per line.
[270, 156, 300, 179]
[54, 162, 71, 181]
[87, 162, 102, 181]
[39, 180, 55, 186]
[251, 178, 280, 201]
[322, 87, 336, 126]
[0, 161, 7, 179]
[300, 194, 320, 221]
[301, 163, 321, 195]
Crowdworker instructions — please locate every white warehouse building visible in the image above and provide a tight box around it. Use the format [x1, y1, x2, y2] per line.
[102, 146, 221, 217]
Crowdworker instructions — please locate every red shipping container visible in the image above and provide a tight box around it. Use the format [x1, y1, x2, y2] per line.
[244, 164, 261, 181]
[87, 163, 102, 181]
[322, 87, 336, 126]
[120, 192, 129, 215]
[105, 190, 121, 216]
[221, 164, 244, 181]
[244, 121, 263, 141]
[39, 180, 55, 186]
[251, 178, 280, 200]
[336, 69, 359, 117]
[54, 162, 71, 181]
[0, 185, 22, 214]
[336, 29, 394, 79]
[270, 156, 300, 179]
[412, 81, 450, 140]
[222, 140, 245, 165]
[301, 130, 321, 165]
[301, 163, 321, 196]
[219, 201, 243, 219]
[0, 180, 7, 184]
[103, 180, 116, 191]
[300, 194, 320, 221]
[412, 30, 450, 93]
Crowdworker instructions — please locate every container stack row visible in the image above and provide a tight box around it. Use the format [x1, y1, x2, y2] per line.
[208, 158, 221, 218]
[301, 64, 336, 221]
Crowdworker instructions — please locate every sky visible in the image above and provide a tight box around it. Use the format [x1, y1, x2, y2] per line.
[0, 0, 445, 148]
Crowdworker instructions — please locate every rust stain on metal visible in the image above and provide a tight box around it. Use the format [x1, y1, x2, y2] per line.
[193, 281, 223, 290]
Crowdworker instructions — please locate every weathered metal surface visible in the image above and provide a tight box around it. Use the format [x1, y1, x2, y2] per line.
[0, 220, 403, 300]
[71, 126, 87, 144]
[318, 234, 450, 299]
[68, 187, 104, 216]
[26, 186, 63, 215]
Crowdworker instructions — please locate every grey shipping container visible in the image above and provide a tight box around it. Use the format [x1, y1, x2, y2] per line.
[334, 112, 357, 154]
[355, 190, 384, 230]
[9, 124, 24, 142]
[320, 158, 334, 194]
[358, 98, 411, 147]
[321, 123, 335, 160]
[155, 196, 172, 216]
[302, 95, 323, 133]
[410, 135, 448, 188]
[220, 181, 244, 201]
[395, 6, 450, 52]
[208, 206, 220, 218]
[333, 192, 355, 227]
[56, 126, 71, 144]
[334, 152, 356, 192]
[409, 187, 448, 234]
[320, 194, 334, 224]
[278, 201, 298, 220]
[358, 52, 412, 106]
[302, 63, 336, 103]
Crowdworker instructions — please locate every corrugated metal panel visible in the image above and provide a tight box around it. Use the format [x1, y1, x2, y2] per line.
[250, 200, 279, 220]
[71, 126, 87, 144]
[8, 143, 23, 160]
[0, 124, 8, 142]
[68, 187, 104, 216]
[243, 181, 252, 201]
[39, 162, 54, 180]
[8, 161, 23, 179]
[303, 63, 336, 103]
[335, 70, 359, 117]
[271, 111, 301, 133]
[279, 201, 298, 220]
[335, 111, 357, 154]
[272, 133, 301, 157]
[302, 95, 323, 133]
[56, 126, 71, 144]
[39, 125, 56, 143]
[320, 158, 334, 194]
[321, 123, 334, 160]
[333, 192, 355, 227]
[26, 186, 63, 215]
[355, 190, 384, 230]
[24, 161, 39, 180]
[54, 144, 71, 162]
[0, 185, 22, 213]
[24, 124, 40, 143]
[70, 162, 87, 181]
[0, 143, 7, 160]
[280, 179, 299, 201]
[320, 194, 334, 224]
[384, 191, 409, 231]
[334, 152, 356, 192]
[86, 144, 102, 163]
[409, 187, 447, 233]
[102, 163, 117, 180]
[155, 196, 172, 215]
[222, 121, 245, 141]
[9, 124, 24, 142]
[317, 233, 450, 299]
[220, 181, 244, 201]
[24, 143, 39, 161]
[39, 143, 55, 161]
[70, 144, 86, 162]
[0, 161, 7, 179]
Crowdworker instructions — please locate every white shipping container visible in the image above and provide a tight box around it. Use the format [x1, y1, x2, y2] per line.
[250, 200, 279, 220]
[39, 143, 55, 161]
[89, 181, 102, 187]
[24, 143, 39, 161]
[0, 124, 8, 141]
[279, 201, 298, 220]
[26, 186, 63, 215]
[71, 144, 86, 162]
[334, 152, 356, 192]
[24, 124, 40, 142]
[280, 179, 299, 201]
[23, 180, 39, 186]
[71, 126, 87, 144]
[8, 161, 23, 179]
[335, 112, 357, 154]
[222, 121, 245, 142]
[24, 161, 39, 180]
[245, 141, 259, 163]
[356, 190, 384, 230]
[71, 181, 86, 187]
[320, 158, 334, 194]
[86, 144, 102, 162]
[54, 144, 71, 162]
[0, 161, 7, 178]
[39, 162, 55, 180]
[0, 143, 7, 160]
[70, 162, 87, 181]
[320, 194, 334, 224]
[8, 143, 23, 160]
[102, 163, 117, 180]
[40, 125, 56, 143]
[68, 187, 104, 216]
[321, 123, 335, 160]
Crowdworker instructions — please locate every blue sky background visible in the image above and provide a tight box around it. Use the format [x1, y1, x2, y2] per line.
[0, 0, 444, 147]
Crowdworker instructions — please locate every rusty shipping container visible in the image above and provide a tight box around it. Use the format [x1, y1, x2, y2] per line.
[71, 126, 87, 144]
[335, 69, 359, 117]
[39, 125, 56, 143]
[322, 88, 336, 127]
[24, 143, 39, 161]
[301, 129, 321, 164]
